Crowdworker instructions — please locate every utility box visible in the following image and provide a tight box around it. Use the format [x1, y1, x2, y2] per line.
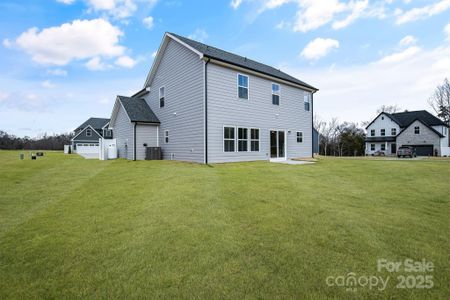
[146, 147, 162, 160]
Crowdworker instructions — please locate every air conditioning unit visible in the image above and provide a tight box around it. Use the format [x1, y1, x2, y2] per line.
[145, 147, 162, 160]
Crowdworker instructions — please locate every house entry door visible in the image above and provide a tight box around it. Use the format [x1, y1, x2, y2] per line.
[270, 130, 286, 161]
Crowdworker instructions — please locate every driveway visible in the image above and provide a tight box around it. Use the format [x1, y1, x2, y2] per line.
[77, 153, 98, 159]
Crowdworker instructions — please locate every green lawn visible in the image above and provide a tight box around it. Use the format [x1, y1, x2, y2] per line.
[0, 151, 448, 299]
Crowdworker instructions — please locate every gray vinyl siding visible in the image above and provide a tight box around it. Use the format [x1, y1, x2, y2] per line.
[135, 124, 158, 160]
[143, 39, 204, 163]
[72, 127, 102, 143]
[207, 62, 312, 163]
[112, 104, 134, 160]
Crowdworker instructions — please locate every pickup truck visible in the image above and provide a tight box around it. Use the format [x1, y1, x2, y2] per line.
[397, 146, 416, 158]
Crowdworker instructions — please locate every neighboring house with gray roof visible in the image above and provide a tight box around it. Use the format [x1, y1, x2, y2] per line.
[71, 117, 112, 154]
[109, 32, 318, 162]
[365, 110, 449, 156]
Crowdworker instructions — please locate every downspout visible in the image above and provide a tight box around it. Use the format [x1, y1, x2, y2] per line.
[204, 57, 210, 164]
[311, 92, 314, 158]
[133, 122, 137, 161]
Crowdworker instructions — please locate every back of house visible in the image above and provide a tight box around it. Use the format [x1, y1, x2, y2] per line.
[109, 32, 318, 163]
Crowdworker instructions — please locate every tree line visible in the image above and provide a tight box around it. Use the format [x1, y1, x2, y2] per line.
[315, 78, 450, 157]
[0, 130, 73, 150]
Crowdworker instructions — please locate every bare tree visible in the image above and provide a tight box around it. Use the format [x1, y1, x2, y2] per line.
[376, 104, 401, 114]
[313, 114, 326, 133]
[428, 78, 450, 123]
[320, 118, 339, 156]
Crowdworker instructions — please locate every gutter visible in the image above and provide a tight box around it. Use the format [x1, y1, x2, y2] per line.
[133, 122, 137, 161]
[311, 92, 314, 158]
[132, 87, 151, 98]
[204, 57, 210, 164]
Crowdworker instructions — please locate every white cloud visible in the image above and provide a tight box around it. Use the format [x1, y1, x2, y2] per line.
[301, 38, 339, 60]
[284, 45, 450, 125]
[85, 56, 109, 70]
[42, 80, 56, 88]
[445, 23, 450, 40]
[230, 0, 243, 9]
[15, 19, 125, 66]
[56, 0, 75, 4]
[378, 46, 421, 64]
[151, 50, 157, 58]
[114, 55, 137, 68]
[47, 69, 68, 76]
[85, 0, 158, 19]
[396, 0, 450, 24]
[143, 16, 154, 29]
[188, 28, 208, 42]
[332, 0, 369, 30]
[399, 35, 417, 46]
[2, 38, 12, 48]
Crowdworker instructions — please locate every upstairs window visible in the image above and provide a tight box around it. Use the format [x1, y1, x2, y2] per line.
[297, 132, 303, 143]
[380, 129, 385, 136]
[224, 127, 235, 152]
[238, 74, 249, 100]
[272, 83, 280, 105]
[370, 129, 375, 136]
[414, 126, 420, 134]
[164, 130, 169, 143]
[159, 86, 165, 108]
[105, 130, 112, 137]
[238, 127, 248, 152]
[250, 128, 259, 151]
[304, 93, 310, 111]
[86, 129, 92, 137]
[391, 128, 396, 136]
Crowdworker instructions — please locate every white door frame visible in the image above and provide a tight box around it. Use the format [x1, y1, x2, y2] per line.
[269, 129, 287, 162]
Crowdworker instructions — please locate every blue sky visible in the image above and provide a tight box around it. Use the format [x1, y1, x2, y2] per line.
[0, 0, 449, 137]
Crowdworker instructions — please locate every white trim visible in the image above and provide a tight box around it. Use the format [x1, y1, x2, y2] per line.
[223, 125, 236, 152]
[237, 127, 249, 152]
[164, 129, 169, 143]
[269, 129, 287, 161]
[101, 122, 110, 129]
[203, 60, 207, 164]
[250, 128, 260, 152]
[271, 82, 280, 106]
[210, 58, 317, 93]
[86, 128, 92, 137]
[157, 125, 160, 147]
[166, 33, 204, 58]
[237, 73, 249, 100]
[109, 97, 132, 129]
[296, 131, 303, 143]
[159, 86, 165, 108]
[303, 93, 311, 111]
[71, 125, 102, 141]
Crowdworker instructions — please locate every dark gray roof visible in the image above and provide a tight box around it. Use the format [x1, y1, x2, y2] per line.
[365, 136, 396, 143]
[118, 96, 160, 123]
[168, 32, 318, 91]
[387, 110, 448, 127]
[75, 117, 110, 131]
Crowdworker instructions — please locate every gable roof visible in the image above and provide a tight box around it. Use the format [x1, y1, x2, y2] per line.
[397, 118, 444, 138]
[117, 96, 160, 123]
[366, 110, 448, 129]
[388, 110, 448, 127]
[145, 32, 317, 92]
[71, 124, 103, 141]
[75, 117, 110, 131]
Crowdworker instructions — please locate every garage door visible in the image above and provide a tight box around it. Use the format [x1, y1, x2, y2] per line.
[76, 143, 99, 154]
[412, 145, 433, 156]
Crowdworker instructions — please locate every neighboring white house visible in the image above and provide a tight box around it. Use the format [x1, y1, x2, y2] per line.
[365, 110, 450, 156]
[108, 32, 318, 163]
[71, 117, 112, 156]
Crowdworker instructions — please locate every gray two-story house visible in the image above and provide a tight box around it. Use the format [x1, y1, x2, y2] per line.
[71, 117, 112, 154]
[109, 32, 318, 163]
[365, 110, 449, 156]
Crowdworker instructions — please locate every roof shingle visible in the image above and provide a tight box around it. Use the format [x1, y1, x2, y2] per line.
[118, 96, 160, 123]
[75, 117, 110, 131]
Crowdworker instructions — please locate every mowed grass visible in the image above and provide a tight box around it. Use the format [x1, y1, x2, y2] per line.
[0, 151, 448, 299]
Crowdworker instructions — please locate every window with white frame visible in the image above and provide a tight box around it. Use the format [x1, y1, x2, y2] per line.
[297, 131, 303, 143]
[414, 126, 420, 134]
[238, 74, 249, 100]
[371, 144, 375, 151]
[304, 93, 310, 111]
[224, 127, 235, 152]
[238, 127, 248, 152]
[391, 128, 396, 136]
[272, 83, 280, 105]
[370, 129, 375, 136]
[86, 128, 92, 137]
[380, 129, 385, 136]
[250, 128, 259, 151]
[381, 144, 386, 151]
[164, 130, 169, 143]
[159, 86, 165, 108]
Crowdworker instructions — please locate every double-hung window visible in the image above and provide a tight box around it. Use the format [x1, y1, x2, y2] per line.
[238, 74, 249, 100]
[370, 129, 375, 136]
[272, 83, 280, 105]
[371, 144, 375, 151]
[391, 128, 396, 136]
[380, 129, 385, 136]
[414, 126, 420, 134]
[304, 93, 310, 111]
[224, 127, 235, 152]
[381, 144, 386, 151]
[297, 132, 303, 143]
[159, 86, 165, 108]
[86, 129, 92, 137]
[250, 129, 259, 151]
[238, 128, 248, 152]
